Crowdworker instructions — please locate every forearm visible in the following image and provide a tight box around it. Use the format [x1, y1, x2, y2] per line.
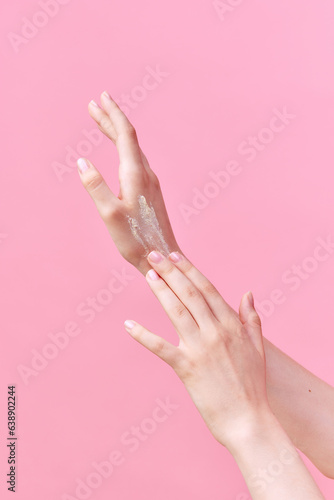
[226, 412, 325, 500]
[263, 339, 334, 478]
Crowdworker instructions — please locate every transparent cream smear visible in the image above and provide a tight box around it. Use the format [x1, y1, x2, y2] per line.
[127, 195, 170, 257]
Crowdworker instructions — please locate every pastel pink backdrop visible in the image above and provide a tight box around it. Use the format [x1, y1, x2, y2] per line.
[1, 0, 334, 498]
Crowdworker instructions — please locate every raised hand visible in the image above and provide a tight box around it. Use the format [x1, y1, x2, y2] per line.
[77, 91, 181, 275]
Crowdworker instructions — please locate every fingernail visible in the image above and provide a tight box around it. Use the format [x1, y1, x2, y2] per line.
[148, 251, 163, 263]
[147, 269, 160, 281]
[169, 252, 181, 263]
[124, 320, 135, 330]
[90, 100, 99, 107]
[247, 291, 254, 308]
[77, 158, 90, 174]
[102, 90, 111, 99]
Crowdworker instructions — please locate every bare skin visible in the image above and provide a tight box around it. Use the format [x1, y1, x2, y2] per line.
[77, 91, 334, 480]
[122, 250, 325, 499]
[77, 92, 181, 275]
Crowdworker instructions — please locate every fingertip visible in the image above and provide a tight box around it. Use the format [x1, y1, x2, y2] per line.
[146, 269, 160, 281]
[101, 90, 112, 101]
[77, 157, 90, 174]
[168, 251, 182, 263]
[124, 320, 136, 331]
[89, 99, 99, 109]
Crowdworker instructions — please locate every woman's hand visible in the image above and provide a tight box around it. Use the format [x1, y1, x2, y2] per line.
[123, 251, 326, 499]
[77, 92, 181, 275]
[123, 249, 271, 449]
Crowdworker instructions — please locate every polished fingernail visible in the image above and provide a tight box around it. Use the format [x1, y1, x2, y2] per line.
[169, 252, 181, 263]
[148, 251, 163, 263]
[147, 269, 160, 281]
[77, 158, 90, 174]
[124, 320, 135, 330]
[102, 90, 111, 99]
[90, 100, 99, 107]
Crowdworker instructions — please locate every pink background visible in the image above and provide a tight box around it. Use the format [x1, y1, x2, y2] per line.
[1, 0, 334, 498]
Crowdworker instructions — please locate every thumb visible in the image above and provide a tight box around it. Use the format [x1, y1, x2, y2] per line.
[77, 157, 121, 221]
[124, 319, 178, 368]
[239, 291, 264, 356]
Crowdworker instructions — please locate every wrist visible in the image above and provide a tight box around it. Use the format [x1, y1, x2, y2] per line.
[222, 407, 285, 455]
[222, 409, 320, 499]
[226, 409, 299, 470]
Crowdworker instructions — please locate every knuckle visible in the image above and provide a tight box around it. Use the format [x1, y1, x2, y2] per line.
[122, 123, 137, 139]
[154, 339, 165, 356]
[162, 264, 174, 277]
[176, 355, 197, 380]
[184, 285, 200, 300]
[174, 304, 187, 319]
[186, 356, 198, 374]
[206, 321, 232, 348]
[201, 281, 218, 297]
[207, 328, 225, 348]
[179, 259, 193, 274]
[84, 174, 105, 193]
[99, 204, 118, 221]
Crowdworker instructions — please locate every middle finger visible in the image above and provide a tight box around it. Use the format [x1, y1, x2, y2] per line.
[147, 251, 215, 330]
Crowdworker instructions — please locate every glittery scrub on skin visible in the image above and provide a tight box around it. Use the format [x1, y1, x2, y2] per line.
[126, 195, 170, 257]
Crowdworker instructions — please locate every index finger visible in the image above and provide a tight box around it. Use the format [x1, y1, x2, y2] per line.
[147, 251, 216, 331]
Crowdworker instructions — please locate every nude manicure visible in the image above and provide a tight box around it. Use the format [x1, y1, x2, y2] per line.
[77, 158, 89, 174]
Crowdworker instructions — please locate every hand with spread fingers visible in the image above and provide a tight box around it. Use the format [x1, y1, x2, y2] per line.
[77, 92, 181, 276]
